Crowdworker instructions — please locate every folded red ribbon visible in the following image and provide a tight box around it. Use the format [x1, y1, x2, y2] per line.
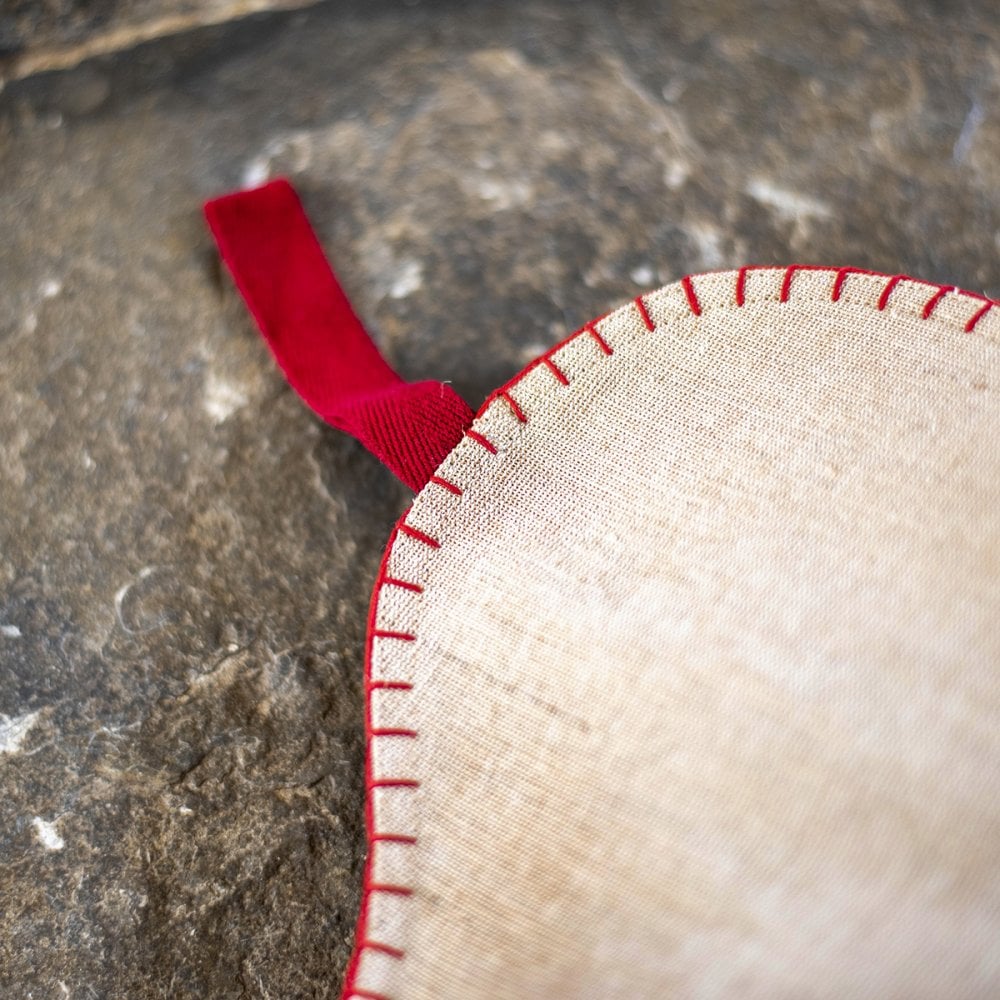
[204, 179, 472, 491]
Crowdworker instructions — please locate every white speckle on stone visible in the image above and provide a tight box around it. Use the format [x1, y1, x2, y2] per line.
[467, 176, 533, 211]
[204, 372, 248, 424]
[630, 264, 655, 286]
[0, 710, 41, 754]
[664, 159, 690, 190]
[745, 178, 832, 222]
[519, 342, 550, 364]
[661, 78, 687, 103]
[242, 157, 270, 188]
[32, 816, 65, 851]
[114, 581, 133, 630]
[40, 279, 62, 299]
[59, 982, 70, 997]
[241, 132, 314, 188]
[114, 566, 159, 633]
[178, 805, 194, 816]
[1, 624, 21, 637]
[389, 259, 424, 299]
[687, 222, 725, 268]
[82, 451, 96, 471]
[953, 100, 985, 164]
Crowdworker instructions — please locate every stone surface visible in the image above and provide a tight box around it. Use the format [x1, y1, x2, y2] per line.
[0, 1, 997, 996]
[0, 0, 315, 80]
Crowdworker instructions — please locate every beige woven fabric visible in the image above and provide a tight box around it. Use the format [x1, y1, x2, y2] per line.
[349, 267, 1000, 1000]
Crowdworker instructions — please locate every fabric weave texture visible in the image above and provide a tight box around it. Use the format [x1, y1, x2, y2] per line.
[345, 266, 1000, 1000]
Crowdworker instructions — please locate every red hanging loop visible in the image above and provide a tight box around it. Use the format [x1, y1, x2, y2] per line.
[204, 179, 473, 491]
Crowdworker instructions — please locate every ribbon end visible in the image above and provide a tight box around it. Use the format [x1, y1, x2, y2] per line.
[205, 181, 472, 491]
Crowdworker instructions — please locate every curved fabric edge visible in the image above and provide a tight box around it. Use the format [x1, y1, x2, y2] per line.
[338, 263, 999, 1000]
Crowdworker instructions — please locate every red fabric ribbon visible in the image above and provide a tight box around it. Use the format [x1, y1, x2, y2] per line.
[204, 179, 472, 491]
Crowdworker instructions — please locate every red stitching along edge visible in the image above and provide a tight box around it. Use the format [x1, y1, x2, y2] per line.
[586, 322, 613, 355]
[398, 524, 440, 549]
[482, 324, 594, 421]
[831, 266, 860, 301]
[370, 779, 420, 789]
[681, 274, 702, 316]
[371, 833, 418, 845]
[543, 356, 570, 386]
[966, 301, 994, 333]
[381, 577, 423, 593]
[371, 728, 419, 738]
[634, 295, 656, 331]
[371, 629, 416, 642]
[429, 475, 463, 496]
[779, 265, 797, 303]
[368, 883, 414, 896]
[360, 940, 406, 960]
[499, 390, 528, 422]
[780, 265, 817, 302]
[780, 264, 842, 303]
[342, 522, 406, 1000]
[342, 263, 998, 1000]
[735, 266, 749, 307]
[877, 274, 905, 310]
[465, 429, 498, 454]
[922, 286, 954, 320]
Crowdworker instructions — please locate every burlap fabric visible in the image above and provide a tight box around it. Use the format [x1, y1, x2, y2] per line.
[345, 267, 1000, 1000]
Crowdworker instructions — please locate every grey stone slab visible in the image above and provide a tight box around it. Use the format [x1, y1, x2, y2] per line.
[0, 1, 997, 996]
[1, 1, 316, 80]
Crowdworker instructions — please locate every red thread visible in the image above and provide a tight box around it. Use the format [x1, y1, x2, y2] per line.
[342, 525, 401, 1000]
[922, 286, 954, 320]
[735, 266, 749, 307]
[343, 264, 998, 1000]
[586, 322, 612, 355]
[878, 274, 904, 310]
[398, 524, 440, 549]
[203, 180, 472, 492]
[499, 391, 527, 422]
[367, 883, 414, 896]
[372, 833, 417, 844]
[465, 429, 498, 454]
[681, 275, 702, 316]
[485, 325, 590, 419]
[371, 728, 418, 739]
[360, 941, 405, 960]
[779, 265, 797, 303]
[831, 266, 858, 301]
[381, 577, 423, 593]
[634, 295, 655, 331]
[965, 301, 994, 333]
[371, 630, 415, 642]
[543, 357, 570, 386]
[429, 475, 463, 496]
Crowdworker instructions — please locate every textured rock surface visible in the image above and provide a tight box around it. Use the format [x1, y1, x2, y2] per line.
[0, 0, 315, 80]
[0, 1, 997, 996]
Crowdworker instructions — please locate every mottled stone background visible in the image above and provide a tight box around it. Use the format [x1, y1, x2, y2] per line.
[1, 1, 997, 996]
